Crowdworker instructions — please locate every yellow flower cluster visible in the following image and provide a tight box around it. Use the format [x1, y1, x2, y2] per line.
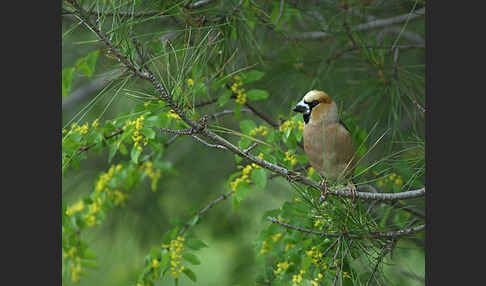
[230, 154, 264, 192]
[306, 246, 324, 264]
[66, 119, 100, 137]
[313, 217, 327, 228]
[162, 236, 185, 278]
[377, 172, 403, 188]
[292, 270, 305, 286]
[151, 259, 161, 279]
[284, 151, 297, 166]
[285, 243, 296, 252]
[123, 115, 147, 151]
[298, 121, 304, 131]
[167, 110, 180, 120]
[307, 167, 315, 177]
[279, 120, 296, 133]
[84, 198, 102, 226]
[69, 257, 82, 282]
[231, 76, 247, 104]
[274, 261, 290, 275]
[111, 190, 127, 206]
[260, 240, 270, 255]
[187, 78, 194, 87]
[96, 164, 120, 192]
[271, 232, 284, 242]
[71, 122, 89, 135]
[143, 161, 162, 181]
[66, 201, 85, 216]
[310, 273, 324, 286]
[92, 119, 99, 128]
[249, 125, 268, 136]
[63, 247, 82, 282]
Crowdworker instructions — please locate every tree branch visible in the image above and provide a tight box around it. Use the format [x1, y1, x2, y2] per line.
[179, 190, 235, 235]
[267, 217, 425, 239]
[289, 8, 425, 41]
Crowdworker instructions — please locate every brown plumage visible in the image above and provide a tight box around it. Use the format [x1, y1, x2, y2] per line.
[293, 90, 356, 184]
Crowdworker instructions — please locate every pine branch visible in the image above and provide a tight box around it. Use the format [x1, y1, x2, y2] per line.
[267, 217, 425, 239]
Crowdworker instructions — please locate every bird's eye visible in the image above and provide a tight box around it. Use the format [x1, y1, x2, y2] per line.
[309, 100, 319, 107]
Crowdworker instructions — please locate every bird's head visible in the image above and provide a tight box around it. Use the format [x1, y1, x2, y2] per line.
[292, 90, 338, 124]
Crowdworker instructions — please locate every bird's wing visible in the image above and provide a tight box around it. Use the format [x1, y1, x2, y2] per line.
[327, 122, 356, 180]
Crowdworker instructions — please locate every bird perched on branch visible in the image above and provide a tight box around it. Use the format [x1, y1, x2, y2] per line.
[292, 90, 357, 201]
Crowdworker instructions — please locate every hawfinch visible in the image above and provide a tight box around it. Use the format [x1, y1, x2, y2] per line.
[292, 90, 356, 199]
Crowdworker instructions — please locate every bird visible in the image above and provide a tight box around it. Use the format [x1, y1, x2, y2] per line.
[292, 90, 357, 201]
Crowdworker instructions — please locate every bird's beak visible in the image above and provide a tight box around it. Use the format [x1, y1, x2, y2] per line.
[293, 99, 309, 113]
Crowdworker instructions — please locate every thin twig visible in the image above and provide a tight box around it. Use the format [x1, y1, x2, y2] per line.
[332, 236, 343, 286]
[275, 0, 285, 25]
[191, 135, 228, 150]
[179, 190, 235, 235]
[76, 129, 124, 155]
[267, 217, 425, 239]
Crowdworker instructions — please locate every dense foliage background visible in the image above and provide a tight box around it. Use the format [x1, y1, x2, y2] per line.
[62, 0, 425, 285]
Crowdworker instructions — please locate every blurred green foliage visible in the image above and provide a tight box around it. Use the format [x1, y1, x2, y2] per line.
[62, 0, 425, 285]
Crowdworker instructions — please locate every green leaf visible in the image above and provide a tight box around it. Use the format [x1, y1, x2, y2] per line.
[81, 260, 99, 269]
[76, 50, 100, 77]
[301, 255, 313, 270]
[240, 119, 257, 134]
[247, 89, 269, 101]
[232, 196, 241, 211]
[241, 70, 265, 83]
[160, 252, 170, 267]
[217, 90, 232, 107]
[183, 253, 201, 265]
[108, 142, 119, 163]
[234, 104, 242, 119]
[62, 67, 76, 97]
[142, 127, 156, 139]
[131, 146, 142, 164]
[251, 168, 267, 189]
[186, 239, 208, 250]
[162, 228, 178, 244]
[183, 268, 197, 282]
[119, 143, 128, 155]
[235, 182, 252, 201]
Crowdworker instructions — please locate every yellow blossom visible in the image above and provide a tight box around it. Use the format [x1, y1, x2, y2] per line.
[152, 259, 160, 268]
[249, 126, 268, 136]
[187, 78, 194, 87]
[271, 232, 283, 242]
[66, 201, 85, 216]
[167, 110, 180, 120]
[274, 261, 290, 274]
[279, 120, 296, 133]
[260, 240, 269, 254]
[285, 243, 296, 252]
[298, 121, 304, 131]
[165, 236, 185, 278]
[92, 119, 99, 128]
[395, 177, 403, 187]
[284, 151, 297, 166]
[308, 167, 315, 177]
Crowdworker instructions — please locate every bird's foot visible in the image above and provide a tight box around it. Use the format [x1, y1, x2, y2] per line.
[318, 179, 329, 204]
